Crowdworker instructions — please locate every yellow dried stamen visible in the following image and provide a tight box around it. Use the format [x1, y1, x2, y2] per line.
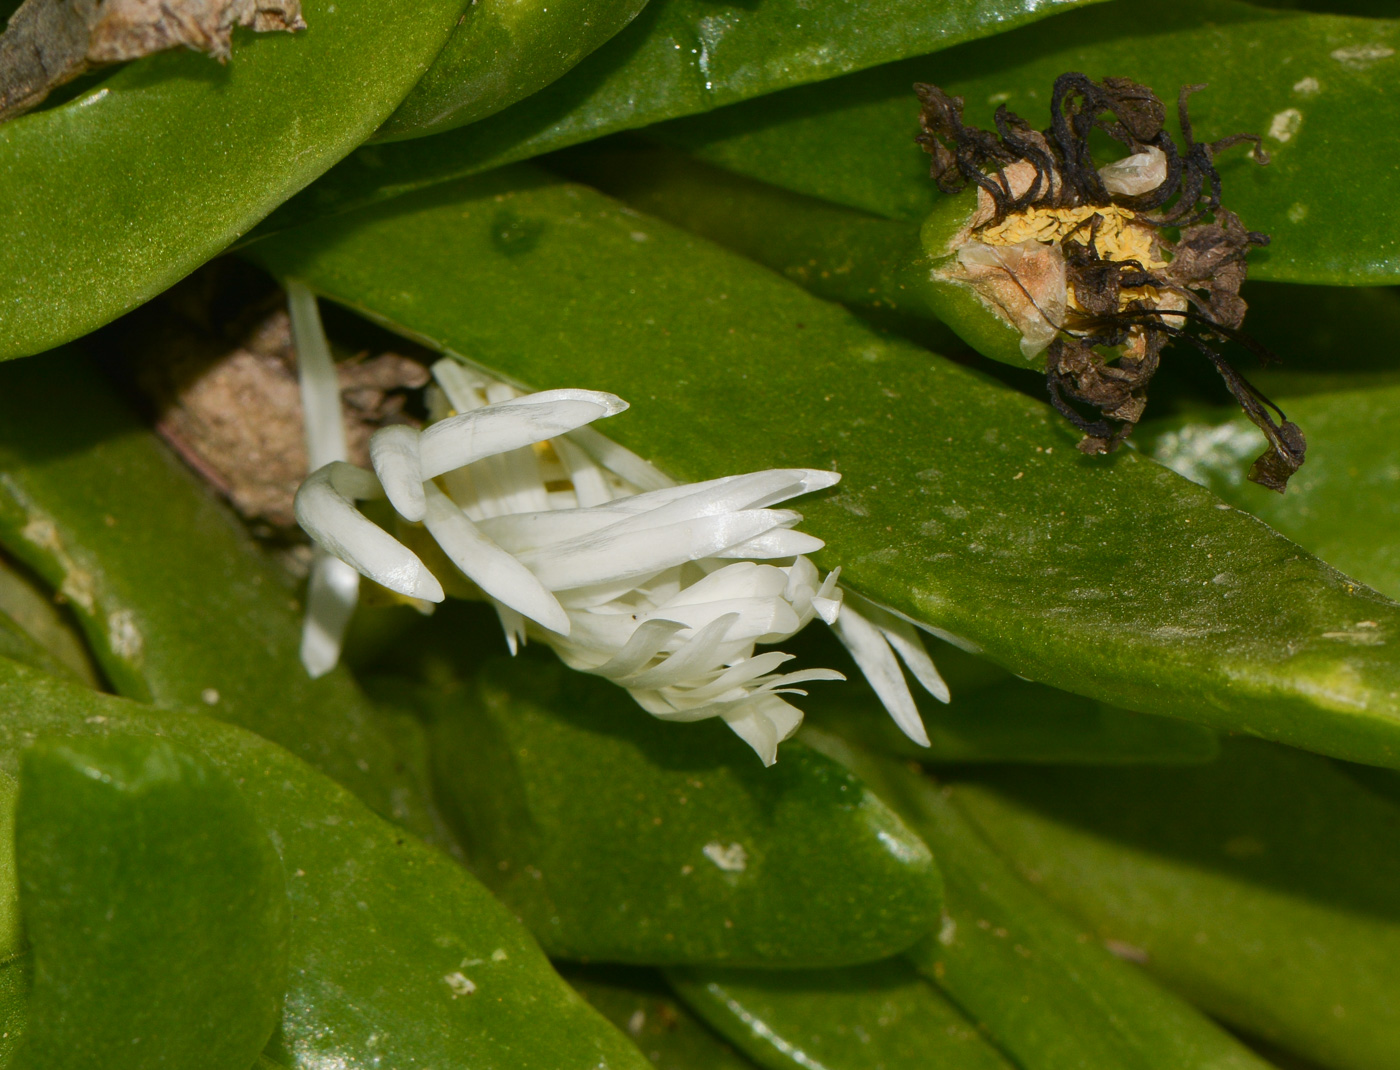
[977, 205, 1167, 270]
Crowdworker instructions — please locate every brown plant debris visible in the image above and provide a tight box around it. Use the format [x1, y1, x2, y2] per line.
[917, 73, 1306, 492]
[0, 0, 304, 120]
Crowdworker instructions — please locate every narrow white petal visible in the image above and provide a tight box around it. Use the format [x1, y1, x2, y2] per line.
[680, 651, 795, 701]
[591, 618, 689, 678]
[287, 280, 348, 472]
[432, 358, 492, 413]
[369, 425, 426, 522]
[621, 614, 738, 689]
[552, 435, 616, 507]
[299, 553, 360, 678]
[831, 604, 931, 747]
[494, 604, 528, 656]
[520, 511, 798, 590]
[477, 509, 622, 553]
[642, 597, 801, 644]
[564, 424, 674, 492]
[879, 616, 951, 704]
[713, 530, 825, 559]
[721, 694, 805, 767]
[419, 392, 625, 478]
[295, 464, 444, 602]
[421, 482, 570, 635]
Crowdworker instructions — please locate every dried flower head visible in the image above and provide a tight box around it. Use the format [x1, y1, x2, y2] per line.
[916, 73, 1306, 492]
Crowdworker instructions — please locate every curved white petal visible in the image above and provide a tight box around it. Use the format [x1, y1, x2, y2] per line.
[419, 392, 626, 478]
[421, 481, 570, 635]
[299, 553, 361, 679]
[831, 602, 931, 748]
[369, 425, 427, 523]
[295, 463, 443, 602]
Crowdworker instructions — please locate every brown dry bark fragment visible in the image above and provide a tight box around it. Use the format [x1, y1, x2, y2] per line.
[0, 0, 303, 120]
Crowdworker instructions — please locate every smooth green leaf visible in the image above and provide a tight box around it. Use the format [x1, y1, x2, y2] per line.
[250, 169, 1400, 771]
[0, 0, 468, 360]
[566, 966, 760, 1070]
[1140, 384, 1400, 600]
[950, 740, 1400, 1070]
[803, 730, 1273, 1070]
[654, 0, 1400, 284]
[0, 657, 651, 1070]
[667, 959, 1016, 1070]
[0, 351, 439, 839]
[419, 650, 941, 966]
[248, 0, 1108, 240]
[14, 735, 288, 1070]
[379, 0, 649, 141]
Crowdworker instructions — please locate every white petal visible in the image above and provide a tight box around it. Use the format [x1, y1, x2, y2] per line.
[552, 435, 616, 507]
[519, 511, 799, 590]
[620, 614, 738, 689]
[1099, 146, 1168, 196]
[287, 280, 348, 472]
[299, 553, 360, 678]
[679, 651, 795, 701]
[431, 358, 493, 413]
[494, 604, 528, 656]
[563, 424, 674, 492]
[421, 482, 570, 635]
[295, 463, 444, 602]
[369, 425, 426, 523]
[721, 694, 805, 766]
[831, 602, 931, 748]
[642, 597, 802, 645]
[418, 391, 626, 479]
[878, 615, 951, 704]
[591, 618, 689, 678]
[713, 529, 826, 559]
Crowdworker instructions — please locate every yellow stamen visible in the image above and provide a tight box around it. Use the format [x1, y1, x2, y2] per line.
[977, 204, 1167, 269]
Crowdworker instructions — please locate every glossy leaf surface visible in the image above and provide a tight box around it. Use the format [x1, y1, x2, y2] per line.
[656, 0, 1400, 284]
[803, 731, 1273, 1070]
[566, 966, 759, 1070]
[422, 652, 941, 966]
[379, 0, 649, 141]
[1141, 384, 1400, 601]
[14, 735, 288, 1070]
[0, 0, 469, 361]
[951, 740, 1400, 1070]
[667, 959, 1016, 1070]
[251, 0, 1107, 238]
[0, 657, 650, 1070]
[0, 352, 438, 839]
[251, 171, 1400, 771]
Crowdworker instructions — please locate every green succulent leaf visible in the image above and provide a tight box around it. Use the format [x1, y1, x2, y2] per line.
[250, 169, 1400, 771]
[378, 0, 649, 141]
[566, 966, 760, 1070]
[950, 739, 1400, 1070]
[667, 958, 1016, 1070]
[418, 651, 941, 966]
[0, 351, 439, 839]
[0, 657, 650, 1070]
[13, 735, 289, 1070]
[654, 0, 1400, 284]
[0, 0, 473, 361]
[803, 730, 1273, 1070]
[1140, 384, 1400, 601]
[249, 0, 1109, 240]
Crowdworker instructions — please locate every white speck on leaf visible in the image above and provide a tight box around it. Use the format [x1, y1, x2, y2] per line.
[1330, 44, 1395, 69]
[1267, 108, 1302, 142]
[444, 972, 476, 997]
[703, 841, 748, 872]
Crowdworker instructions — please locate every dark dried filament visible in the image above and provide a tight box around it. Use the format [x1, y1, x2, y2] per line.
[916, 73, 1305, 492]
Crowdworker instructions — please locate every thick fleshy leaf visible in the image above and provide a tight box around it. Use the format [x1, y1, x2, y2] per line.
[248, 0, 1108, 240]
[0, 0, 469, 361]
[803, 730, 1274, 1070]
[654, 0, 1400, 284]
[250, 171, 1400, 771]
[0, 657, 651, 1070]
[14, 735, 288, 1070]
[566, 966, 759, 1070]
[0, 351, 438, 840]
[667, 959, 1016, 1070]
[378, 0, 649, 140]
[416, 649, 942, 966]
[950, 740, 1400, 1070]
[1140, 384, 1400, 601]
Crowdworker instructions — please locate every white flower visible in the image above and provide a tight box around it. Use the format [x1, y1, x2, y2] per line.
[289, 294, 950, 762]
